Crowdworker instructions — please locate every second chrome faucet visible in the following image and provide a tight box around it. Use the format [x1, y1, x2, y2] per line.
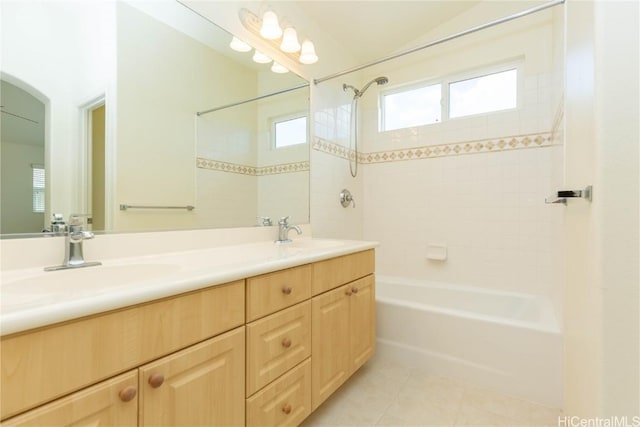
[276, 216, 302, 243]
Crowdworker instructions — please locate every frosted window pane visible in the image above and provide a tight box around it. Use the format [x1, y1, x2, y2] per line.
[275, 116, 307, 148]
[383, 84, 441, 131]
[449, 69, 517, 118]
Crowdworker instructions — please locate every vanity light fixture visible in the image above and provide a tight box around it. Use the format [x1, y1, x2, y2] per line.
[260, 10, 282, 40]
[238, 7, 319, 66]
[280, 27, 301, 53]
[229, 36, 252, 52]
[271, 62, 289, 73]
[252, 50, 272, 64]
[299, 39, 318, 64]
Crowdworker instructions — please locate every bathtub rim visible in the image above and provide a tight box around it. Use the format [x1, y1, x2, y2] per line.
[375, 274, 561, 335]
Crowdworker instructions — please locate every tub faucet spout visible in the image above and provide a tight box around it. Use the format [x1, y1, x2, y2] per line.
[276, 216, 302, 243]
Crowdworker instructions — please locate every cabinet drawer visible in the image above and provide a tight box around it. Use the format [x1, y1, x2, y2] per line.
[312, 249, 375, 295]
[246, 358, 311, 427]
[247, 301, 311, 396]
[247, 264, 311, 322]
[2, 370, 138, 427]
[1, 280, 244, 420]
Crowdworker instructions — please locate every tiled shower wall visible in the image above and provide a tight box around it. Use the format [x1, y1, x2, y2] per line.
[310, 5, 564, 312]
[310, 80, 365, 240]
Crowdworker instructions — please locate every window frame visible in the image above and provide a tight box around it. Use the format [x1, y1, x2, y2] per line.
[270, 112, 309, 150]
[379, 60, 523, 132]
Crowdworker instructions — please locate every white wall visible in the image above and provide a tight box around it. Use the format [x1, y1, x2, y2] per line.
[1, 1, 115, 224]
[563, 0, 639, 416]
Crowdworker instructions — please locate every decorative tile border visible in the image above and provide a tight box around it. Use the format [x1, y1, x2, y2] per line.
[311, 139, 355, 161]
[313, 131, 558, 165]
[196, 157, 309, 176]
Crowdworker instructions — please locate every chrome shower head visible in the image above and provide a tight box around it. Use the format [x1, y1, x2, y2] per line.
[356, 76, 389, 98]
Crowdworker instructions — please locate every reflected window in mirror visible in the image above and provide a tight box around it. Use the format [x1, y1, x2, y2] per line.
[273, 114, 308, 149]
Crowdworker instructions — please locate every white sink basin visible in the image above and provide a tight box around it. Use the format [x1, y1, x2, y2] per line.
[2, 263, 180, 311]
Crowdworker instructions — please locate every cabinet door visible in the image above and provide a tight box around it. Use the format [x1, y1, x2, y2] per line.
[2, 371, 138, 427]
[311, 284, 351, 411]
[349, 275, 376, 371]
[139, 326, 245, 427]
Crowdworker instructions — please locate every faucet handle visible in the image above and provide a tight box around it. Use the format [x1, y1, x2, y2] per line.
[278, 216, 290, 226]
[257, 216, 272, 226]
[68, 214, 93, 227]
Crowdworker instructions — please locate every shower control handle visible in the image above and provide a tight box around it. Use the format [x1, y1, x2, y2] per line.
[340, 189, 355, 208]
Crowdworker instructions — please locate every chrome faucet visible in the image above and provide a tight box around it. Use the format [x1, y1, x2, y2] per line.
[276, 216, 302, 243]
[45, 214, 102, 271]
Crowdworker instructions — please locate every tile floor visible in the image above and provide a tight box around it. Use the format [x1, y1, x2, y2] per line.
[301, 354, 562, 427]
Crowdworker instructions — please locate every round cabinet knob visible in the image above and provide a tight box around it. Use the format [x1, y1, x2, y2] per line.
[148, 373, 165, 388]
[345, 289, 352, 296]
[118, 386, 137, 402]
[282, 403, 292, 414]
[352, 287, 359, 294]
[282, 286, 292, 295]
[282, 337, 292, 348]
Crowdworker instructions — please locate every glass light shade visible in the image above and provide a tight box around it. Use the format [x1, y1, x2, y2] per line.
[280, 27, 300, 53]
[252, 50, 272, 64]
[260, 11, 282, 39]
[229, 36, 251, 52]
[299, 39, 318, 64]
[271, 62, 289, 73]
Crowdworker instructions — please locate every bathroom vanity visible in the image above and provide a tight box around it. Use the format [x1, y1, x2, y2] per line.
[0, 241, 375, 426]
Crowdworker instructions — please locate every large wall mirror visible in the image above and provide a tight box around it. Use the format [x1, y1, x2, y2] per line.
[0, 0, 309, 236]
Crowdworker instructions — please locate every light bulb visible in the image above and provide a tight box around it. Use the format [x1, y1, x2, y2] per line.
[252, 50, 272, 64]
[271, 62, 289, 73]
[299, 39, 318, 64]
[280, 27, 301, 53]
[260, 10, 282, 40]
[229, 36, 251, 52]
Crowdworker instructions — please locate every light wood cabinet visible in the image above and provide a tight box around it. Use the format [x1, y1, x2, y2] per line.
[0, 280, 244, 420]
[311, 249, 374, 295]
[1, 249, 375, 426]
[2, 371, 138, 427]
[246, 265, 311, 322]
[139, 326, 245, 427]
[311, 275, 376, 410]
[348, 275, 376, 372]
[246, 301, 311, 396]
[246, 359, 311, 427]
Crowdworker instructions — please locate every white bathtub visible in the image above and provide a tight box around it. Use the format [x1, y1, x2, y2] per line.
[375, 275, 563, 407]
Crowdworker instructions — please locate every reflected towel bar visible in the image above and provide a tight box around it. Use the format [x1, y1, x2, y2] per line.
[120, 204, 195, 211]
[545, 186, 592, 205]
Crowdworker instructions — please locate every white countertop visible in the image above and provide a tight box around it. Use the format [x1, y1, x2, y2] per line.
[0, 238, 377, 336]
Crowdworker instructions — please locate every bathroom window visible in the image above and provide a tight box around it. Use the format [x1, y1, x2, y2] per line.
[449, 68, 518, 119]
[32, 164, 45, 213]
[380, 83, 442, 131]
[273, 115, 308, 148]
[379, 62, 520, 132]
